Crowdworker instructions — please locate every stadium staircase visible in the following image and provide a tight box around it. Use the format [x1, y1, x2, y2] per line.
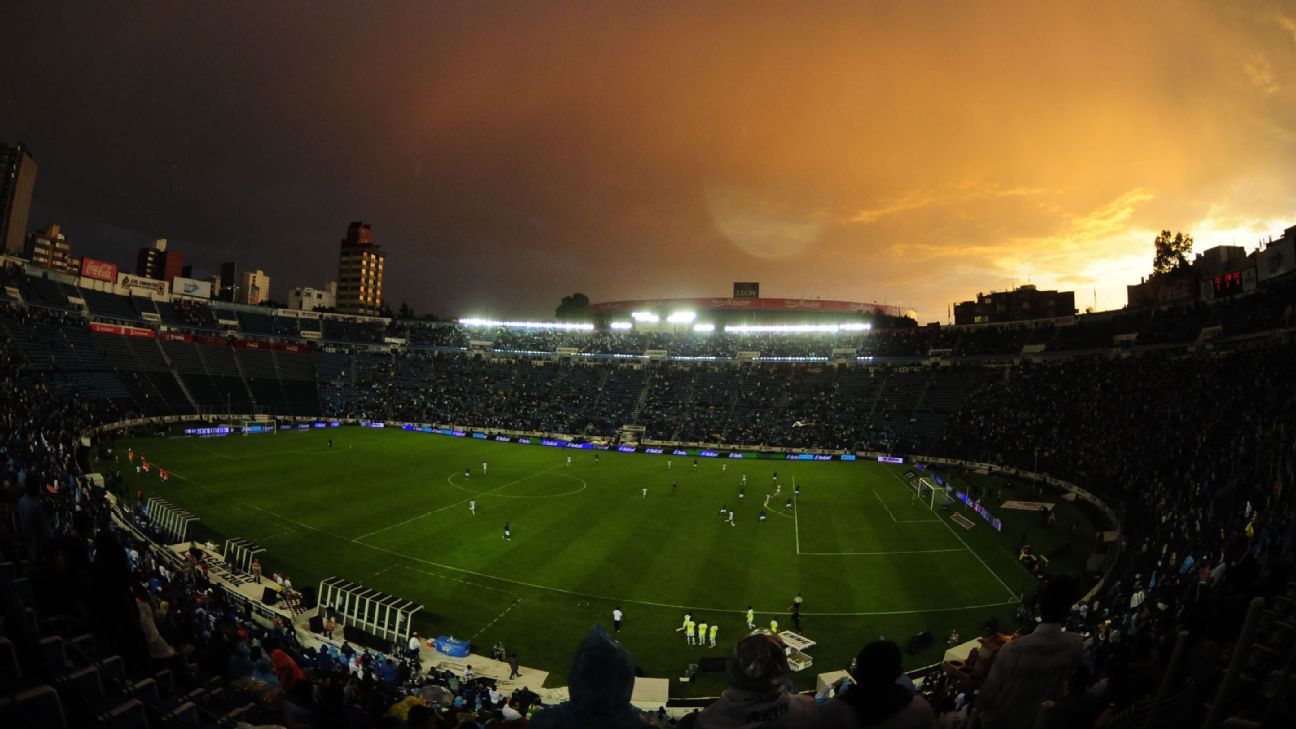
[228, 346, 265, 412]
[152, 340, 202, 413]
[628, 366, 656, 422]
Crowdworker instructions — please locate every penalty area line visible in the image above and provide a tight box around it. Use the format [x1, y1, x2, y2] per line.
[884, 467, 1019, 601]
[873, 490, 941, 523]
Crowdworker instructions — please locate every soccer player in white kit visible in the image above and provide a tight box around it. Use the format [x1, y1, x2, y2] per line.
[482, 462, 487, 475]
[469, 499, 476, 515]
[642, 487, 648, 498]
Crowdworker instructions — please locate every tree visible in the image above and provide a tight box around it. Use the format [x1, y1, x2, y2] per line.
[397, 301, 415, 320]
[1152, 230, 1193, 276]
[555, 292, 590, 320]
[379, 299, 395, 319]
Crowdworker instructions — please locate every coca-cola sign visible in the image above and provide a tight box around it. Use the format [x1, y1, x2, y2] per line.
[80, 257, 119, 282]
[1156, 278, 1195, 304]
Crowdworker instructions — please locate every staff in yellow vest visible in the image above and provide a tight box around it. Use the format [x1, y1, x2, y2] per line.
[770, 618, 779, 633]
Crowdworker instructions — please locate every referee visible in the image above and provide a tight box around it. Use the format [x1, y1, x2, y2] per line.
[789, 593, 803, 631]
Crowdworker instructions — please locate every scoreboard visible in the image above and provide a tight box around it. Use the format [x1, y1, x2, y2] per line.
[1202, 268, 1256, 301]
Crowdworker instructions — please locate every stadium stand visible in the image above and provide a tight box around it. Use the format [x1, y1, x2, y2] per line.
[3, 259, 1296, 726]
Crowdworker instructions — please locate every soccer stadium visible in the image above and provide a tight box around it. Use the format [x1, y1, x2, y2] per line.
[6, 4, 1296, 728]
[2, 250, 1296, 727]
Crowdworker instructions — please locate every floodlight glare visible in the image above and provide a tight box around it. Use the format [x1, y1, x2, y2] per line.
[458, 317, 593, 331]
[693, 323, 715, 333]
[610, 321, 633, 330]
[667, 311, 696, 324]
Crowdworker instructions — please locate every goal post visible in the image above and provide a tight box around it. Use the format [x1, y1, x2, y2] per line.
[241, 418, 277, 435]
[914, 477, 940, 511]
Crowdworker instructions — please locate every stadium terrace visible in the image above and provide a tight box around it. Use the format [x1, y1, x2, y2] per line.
[1, 257, 1294, 728]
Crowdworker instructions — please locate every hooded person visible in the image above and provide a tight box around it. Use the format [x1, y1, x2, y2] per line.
[694, 632, 817, 729]
[528, 624, 647, 729]
[821, 640, 934, 728]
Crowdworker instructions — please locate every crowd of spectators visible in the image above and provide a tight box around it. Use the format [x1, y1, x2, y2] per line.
[4, 268, 1296, 726]
[331, 354, 982, 454]
[0, 308, 628, 727]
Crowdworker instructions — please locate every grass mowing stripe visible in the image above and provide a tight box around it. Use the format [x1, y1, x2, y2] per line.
[124, 428, 1102, 686]
[162, 463, 1015, 617]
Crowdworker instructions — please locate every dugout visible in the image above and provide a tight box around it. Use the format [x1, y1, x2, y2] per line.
[146, 497, 199, 542]
[317, 576, 423, 647]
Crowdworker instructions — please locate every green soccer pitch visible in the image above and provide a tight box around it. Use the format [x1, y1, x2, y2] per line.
[111, 427, 1097, 693]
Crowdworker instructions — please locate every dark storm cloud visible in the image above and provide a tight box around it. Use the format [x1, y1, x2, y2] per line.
[2, 1, 1294, 320]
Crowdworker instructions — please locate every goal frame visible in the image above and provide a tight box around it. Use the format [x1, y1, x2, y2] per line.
[913, 477, 940, 510]
[241, 418, 277, 435]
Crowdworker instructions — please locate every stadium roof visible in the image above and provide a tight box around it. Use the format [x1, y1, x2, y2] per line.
[589, 297, 910, 319]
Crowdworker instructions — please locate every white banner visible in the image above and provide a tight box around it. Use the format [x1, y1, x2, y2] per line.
[172, 276, 212, 299]
[117, 273, 169, 297]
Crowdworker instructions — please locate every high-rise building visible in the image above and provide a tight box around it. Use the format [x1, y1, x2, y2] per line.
[218, 261, 239, 301]
[1, 143, 38, 257]
[216, 261, 270, 304]
[239, 269, 271, 305]
[336, 221, 385, 316]
[23, 224, 76, 274]
[135, 238, 185, 282]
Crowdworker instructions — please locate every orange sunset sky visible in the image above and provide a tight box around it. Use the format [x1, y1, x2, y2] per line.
[1, 1, 1294, 320]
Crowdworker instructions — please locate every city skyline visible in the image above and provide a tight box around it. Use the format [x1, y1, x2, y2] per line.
[2, 1, 1294, 321]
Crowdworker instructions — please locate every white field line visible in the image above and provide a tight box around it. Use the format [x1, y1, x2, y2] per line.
[356, 468, 567, 541]
[354, 511, 435, 542]
[884, 467, 1019, 601]
[435, 468, 564, 513]
[873, 491, 941, 523]
[472, 599, 522, 640]
[164, 467, 1019, 617]
[793, 474, 801, 554]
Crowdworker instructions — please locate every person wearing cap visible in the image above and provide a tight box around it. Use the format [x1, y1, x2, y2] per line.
[820, 639, 933, 728]
[694, 632, 817, 729]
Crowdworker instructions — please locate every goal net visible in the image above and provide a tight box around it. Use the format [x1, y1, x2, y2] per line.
[913, 477, 941, 510]
[241, 418, 277, 435]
